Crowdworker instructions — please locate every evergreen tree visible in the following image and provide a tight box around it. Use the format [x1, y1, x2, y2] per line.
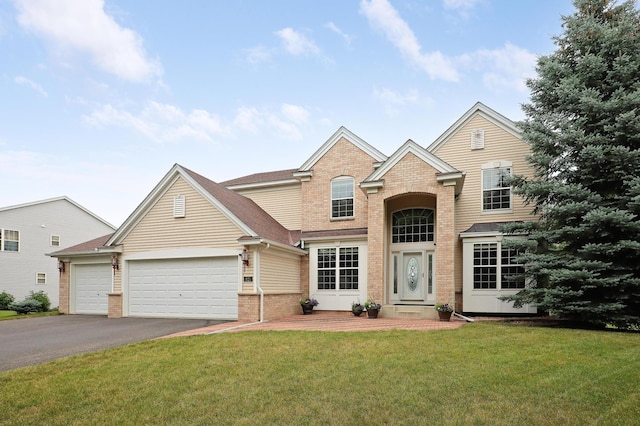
[503, 0, 640, 327]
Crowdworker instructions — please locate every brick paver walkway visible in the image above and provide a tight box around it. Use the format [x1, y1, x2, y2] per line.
[162, 310, 468, 338]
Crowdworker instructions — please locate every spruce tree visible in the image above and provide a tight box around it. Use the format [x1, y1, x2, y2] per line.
[503, 0, 640, 327]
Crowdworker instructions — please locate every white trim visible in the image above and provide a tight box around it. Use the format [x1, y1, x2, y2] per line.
[364, 140, 458, 183]
[298, 126, 387, 171]
[124, 247, 242, 261]
[225, 178, 300, 191]
[428, 102, 522, 153]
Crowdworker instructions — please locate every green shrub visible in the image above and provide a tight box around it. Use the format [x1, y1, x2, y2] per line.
[28, 290, 51, 312]
[9, 299, 43, 315]
[0, 290, 15, 310]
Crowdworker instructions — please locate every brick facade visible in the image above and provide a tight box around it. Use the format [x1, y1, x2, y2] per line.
[58, 263, 69, 314]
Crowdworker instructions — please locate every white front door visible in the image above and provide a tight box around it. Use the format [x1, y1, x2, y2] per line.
[391, 250, 435, 304]
[401, 252, 423, 301]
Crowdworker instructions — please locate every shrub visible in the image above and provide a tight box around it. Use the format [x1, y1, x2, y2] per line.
[0, 290, 15, 310]
[28, 290, 51, 312]
[9, 299, 43, 315]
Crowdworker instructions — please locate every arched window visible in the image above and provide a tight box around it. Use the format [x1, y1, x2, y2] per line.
[391, 209, 434, 243]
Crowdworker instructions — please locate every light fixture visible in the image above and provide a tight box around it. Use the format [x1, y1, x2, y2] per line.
[111, 254, 120, 271]
[240, 249, 249, 266]
[57, 259, 65, 273]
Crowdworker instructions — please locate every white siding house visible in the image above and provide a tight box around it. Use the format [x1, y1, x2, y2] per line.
[0, 197, 115, 307]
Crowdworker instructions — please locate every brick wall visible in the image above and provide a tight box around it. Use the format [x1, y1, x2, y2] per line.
[58, 262, 69, 314]
[108, 293, 123, 318]
[238, 293, 302, 322]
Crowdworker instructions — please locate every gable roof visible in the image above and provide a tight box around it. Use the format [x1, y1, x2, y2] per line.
[427, 102, 522, 153]
[107, 164, 298, 248]
[0, 196, 115, 229]
[363, 139, 460, 182]
[298, 126, 387, 172]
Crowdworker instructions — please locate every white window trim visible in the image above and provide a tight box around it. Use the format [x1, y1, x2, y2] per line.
[330, 176, 355, 220]
[0, 228, 20, 252]
[51, 235, 61, 247]
[36, 272, 47, 285]
[481, 161, 513, 213]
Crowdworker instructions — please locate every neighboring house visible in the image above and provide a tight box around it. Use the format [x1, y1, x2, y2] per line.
[0, 197, 116, 307]
[51, 102, 538, 320]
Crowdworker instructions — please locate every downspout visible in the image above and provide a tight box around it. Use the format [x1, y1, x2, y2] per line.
[454, 312, 475, 322]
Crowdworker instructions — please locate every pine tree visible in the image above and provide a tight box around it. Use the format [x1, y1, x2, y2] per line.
[504, 0, 640, 328]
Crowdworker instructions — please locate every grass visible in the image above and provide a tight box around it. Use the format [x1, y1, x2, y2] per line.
[1, 322, 639, 425]
[0, 310, 60, 321]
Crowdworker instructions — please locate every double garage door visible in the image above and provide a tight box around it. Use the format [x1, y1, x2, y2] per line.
[128, 257, 238, 320]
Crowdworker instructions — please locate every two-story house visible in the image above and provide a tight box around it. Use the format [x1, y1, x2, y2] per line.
[0, 197, 116, 307]
[51, 103, 537, 320]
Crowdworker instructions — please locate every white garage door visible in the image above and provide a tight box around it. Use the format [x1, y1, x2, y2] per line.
[128, 257, 238, 320]
[75, 264, 111, 314]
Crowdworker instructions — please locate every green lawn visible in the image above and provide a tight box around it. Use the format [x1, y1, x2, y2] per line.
[1, 323, 639, 425]
[0, 310, 60, 320]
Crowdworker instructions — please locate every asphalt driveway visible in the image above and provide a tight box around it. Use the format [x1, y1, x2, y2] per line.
[0, 315, 228, 372]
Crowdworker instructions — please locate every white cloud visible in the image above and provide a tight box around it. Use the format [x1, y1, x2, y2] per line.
[360, 0, 458, 82]
[325, 22, 352, 45]
[458, 43, 537, 92]
[85, 102, 227, 143]
[86, 102, 310, 143]
[14, 75, 48, 97]
[373, 87, 419, 105]
[443, 0, 483, 11]
[245, 45, 272, 64]
[275, 27, 320, 56]
[15, 0, 161, 82]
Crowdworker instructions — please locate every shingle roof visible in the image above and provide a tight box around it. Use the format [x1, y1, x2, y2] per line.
[220, 169, 298, 187]
[50, 233, 115, 256]
[182, 166, 298, 246]
[460, 222, 523, 234]
[299, 228, 368, 240]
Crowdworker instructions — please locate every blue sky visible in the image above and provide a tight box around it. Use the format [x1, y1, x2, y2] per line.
[1, 0, 576, 226]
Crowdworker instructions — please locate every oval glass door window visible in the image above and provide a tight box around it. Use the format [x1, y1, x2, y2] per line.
[406, 257, 419, 292]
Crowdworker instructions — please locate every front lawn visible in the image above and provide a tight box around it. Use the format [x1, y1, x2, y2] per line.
[1, 322, 638, 425]
[0, 310, 60, 321]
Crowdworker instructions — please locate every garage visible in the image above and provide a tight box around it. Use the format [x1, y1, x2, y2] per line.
[127, 257, 238, 320]
[74, 264, 112, 314]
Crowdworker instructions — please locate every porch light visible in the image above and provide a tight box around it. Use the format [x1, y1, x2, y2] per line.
[111, 254, 120, 271]
[240, 249, 249, 266]
[57, 259, 65, 273]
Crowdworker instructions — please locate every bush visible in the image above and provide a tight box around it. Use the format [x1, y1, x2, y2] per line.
[0, 290, 15, 310]
[9, 299, 43, 315]
[28, 290, 51, 312]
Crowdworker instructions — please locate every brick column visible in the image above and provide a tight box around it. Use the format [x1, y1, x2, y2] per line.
[367, 191, 385, 303]
[436, 185, 456, 305]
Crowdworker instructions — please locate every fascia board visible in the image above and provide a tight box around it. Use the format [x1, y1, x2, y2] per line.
[427, 102, 522, 153]
[225, 179, 300, 191]
[298, 126, 387, 171]
[366, 140, 457, 182]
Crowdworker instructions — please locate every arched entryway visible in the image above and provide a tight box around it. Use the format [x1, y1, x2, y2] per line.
[386, 194, 437, 305]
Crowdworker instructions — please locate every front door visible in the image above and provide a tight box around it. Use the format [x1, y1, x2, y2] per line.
[401, 252, 423, 301]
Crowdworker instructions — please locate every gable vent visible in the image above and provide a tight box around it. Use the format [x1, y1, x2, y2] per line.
[471, 129, 485, 150]
[173, 195, 186, 218]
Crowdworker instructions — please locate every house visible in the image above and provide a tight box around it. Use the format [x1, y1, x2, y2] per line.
[51, 102, 538, 320]
[0, 197, 116, 307]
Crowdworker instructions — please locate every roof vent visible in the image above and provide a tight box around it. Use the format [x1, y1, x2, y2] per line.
[471, 129, 484, 150]
[173, 195, 186, 218]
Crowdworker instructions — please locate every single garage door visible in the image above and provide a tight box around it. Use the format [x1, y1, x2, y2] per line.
[128, 257, 238, 320]
[74, 264, 112, 314]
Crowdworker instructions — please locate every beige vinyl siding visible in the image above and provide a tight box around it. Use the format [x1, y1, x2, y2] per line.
[122, 177, 244, 254]
[260, 250, 301, 293]
[235, 185, 302, 230]
[432, 114, 535, 237]
[432, 114, 537, 295]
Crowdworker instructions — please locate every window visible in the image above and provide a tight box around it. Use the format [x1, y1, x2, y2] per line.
[482, 167, 511, 210]
[317, 247, 359, 290]
[392, 209, 434, 243]
[501, 247, 525, 289]
[331, 178, 354, 218]
[473, 243, 497, 289]
[1, 229, 20, 252]
[36, 273, 46, 285]
[51, 235, 60, 247]
[473, 242, 524, 290]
